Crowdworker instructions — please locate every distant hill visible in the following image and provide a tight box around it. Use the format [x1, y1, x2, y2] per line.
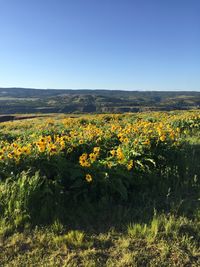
[0, 87, 199, 114]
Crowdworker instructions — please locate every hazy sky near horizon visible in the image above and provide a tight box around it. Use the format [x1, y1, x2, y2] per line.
[0, 0, 199, 90]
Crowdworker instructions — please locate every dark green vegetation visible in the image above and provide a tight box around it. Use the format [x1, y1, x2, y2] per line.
[0, 111, 199, 266]
[0, 87, 199, 114]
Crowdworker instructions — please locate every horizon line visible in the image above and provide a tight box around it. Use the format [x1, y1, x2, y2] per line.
[0, 87, 200, 92]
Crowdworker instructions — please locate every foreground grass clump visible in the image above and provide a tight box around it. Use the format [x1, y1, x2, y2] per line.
[0, 110, 199, 266]
[0, 214, 199, 266]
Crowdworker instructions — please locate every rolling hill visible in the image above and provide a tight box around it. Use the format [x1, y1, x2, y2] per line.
[0, 88, 199, 114]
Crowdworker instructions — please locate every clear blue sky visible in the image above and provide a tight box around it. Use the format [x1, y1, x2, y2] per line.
[0, 0, 199, 90]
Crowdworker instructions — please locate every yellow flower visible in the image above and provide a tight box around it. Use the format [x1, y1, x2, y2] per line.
[14, 148, 22, 157]
[169, 131, 175, 140]
[22, 146, 31, 155]
[48, 144, 57, 155]
[159, 135, 166, 142]
[85, 174, 92, 183]
[89, 153, 97, 163]
[37, 142, 46, 153]
[133, 139, 138, 145]
[40, 137, 45, 142]
[82, 161, 91, 167]
[12, 143, 18, 148]
[127, 160, 134, 170]
[143, 139, 150, 145]
[60, 141, 65, 149]
[7, 153, 13, 159]
[0, 155, 5, 161]
[79, 153, 91, 167]
[93, 147, 100, 154]
[80, 153, 88, 160]
[110, 150, 115, 156]
[116, 147, 125, 162]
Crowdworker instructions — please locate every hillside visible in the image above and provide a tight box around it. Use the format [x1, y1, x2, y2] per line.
[0, 111, 199, 266]
[0, 88, 199, 114]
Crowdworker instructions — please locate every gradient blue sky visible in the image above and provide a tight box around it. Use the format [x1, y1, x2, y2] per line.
[0, 0, 199, 90]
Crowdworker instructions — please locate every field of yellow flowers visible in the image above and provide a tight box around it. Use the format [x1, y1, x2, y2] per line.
[0, 110, 199, 266]
[0, 110, 199, 202]
[0, 110, 199, 174]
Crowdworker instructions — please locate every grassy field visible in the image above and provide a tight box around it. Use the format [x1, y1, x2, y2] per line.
[0, 110, 199, 266]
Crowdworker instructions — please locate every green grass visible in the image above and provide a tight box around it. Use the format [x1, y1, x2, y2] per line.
[0, 214, 199, 266]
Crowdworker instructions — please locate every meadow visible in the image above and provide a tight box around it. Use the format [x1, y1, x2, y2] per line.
[0, 110, 199, 266]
